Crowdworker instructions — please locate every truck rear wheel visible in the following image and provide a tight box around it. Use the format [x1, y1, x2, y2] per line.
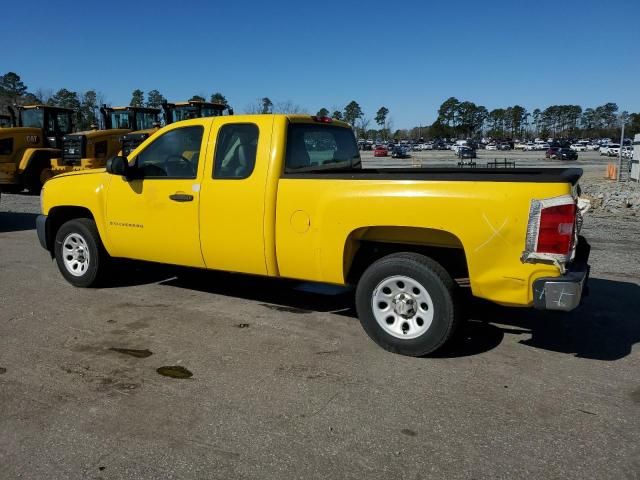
[54, 218, 110, 287]
[355, 253, 460, 356]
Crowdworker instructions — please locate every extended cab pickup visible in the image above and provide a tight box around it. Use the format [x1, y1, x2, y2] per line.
[37, 115, 590, 356]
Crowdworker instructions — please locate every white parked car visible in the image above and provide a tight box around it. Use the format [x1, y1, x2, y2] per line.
[606, 144, 621, 157]
[486, 144, 497, 151]
[586, 143, 599, 151]
[621, 146, 633, 159]
[570, 143, 587, 152]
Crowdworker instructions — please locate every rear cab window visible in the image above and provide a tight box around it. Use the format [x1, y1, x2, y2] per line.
[285, 122, 360, 173]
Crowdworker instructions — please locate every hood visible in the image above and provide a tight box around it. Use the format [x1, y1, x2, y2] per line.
[50, 168, 107, 180]
[69, 128, 131, 140]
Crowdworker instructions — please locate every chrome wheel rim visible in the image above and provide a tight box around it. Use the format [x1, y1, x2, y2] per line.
[372, 275, 434, 339]
[62, 233, 90, 277]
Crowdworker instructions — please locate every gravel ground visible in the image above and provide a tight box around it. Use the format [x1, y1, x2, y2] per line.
[1, 159, 638, 479]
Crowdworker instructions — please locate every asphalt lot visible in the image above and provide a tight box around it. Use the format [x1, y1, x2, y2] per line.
[1, 155, 639, 479]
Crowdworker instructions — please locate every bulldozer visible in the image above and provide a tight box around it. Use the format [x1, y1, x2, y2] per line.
[0, 104, 74, 193]
[119, 100, 233, 156]
[49, 105, 161, 177]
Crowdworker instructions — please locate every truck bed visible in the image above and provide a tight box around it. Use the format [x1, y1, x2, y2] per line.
[283, 167, 583, 185]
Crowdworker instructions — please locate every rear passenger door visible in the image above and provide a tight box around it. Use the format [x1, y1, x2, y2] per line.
[199, 116, 274, 275]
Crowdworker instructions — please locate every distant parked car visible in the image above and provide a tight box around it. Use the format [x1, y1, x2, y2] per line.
[570, 143, 587, 152]
[374, 145, 388, 157]
[607, 145, 621, 157]
[558, 148, 578, 160]
[600, 144, 616, 156]
[545, 147, 561, 159]
[391, 145, 411, 158]
[486, 143, 497, 151]
[621, 146, 633, 159]
[457, 147, 477, 160]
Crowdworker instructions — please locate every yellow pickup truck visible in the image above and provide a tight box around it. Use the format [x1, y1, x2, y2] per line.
[36, 114, 590, 356]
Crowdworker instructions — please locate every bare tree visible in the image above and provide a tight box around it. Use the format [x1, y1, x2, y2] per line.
[356, 116, 371, 138]
[33, 88, 54, 104]
[243, 99, 263, 114]
[273, 100, 307, 114]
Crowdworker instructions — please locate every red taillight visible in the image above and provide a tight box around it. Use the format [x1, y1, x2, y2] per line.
[311, 116, 333, 123]
[536, 203, 576, 255]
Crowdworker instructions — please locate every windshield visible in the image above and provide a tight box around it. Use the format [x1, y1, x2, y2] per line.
[171, 106, 199, 122]
[285, 123, 360, 172]
[56, 112, 73, 134]
[111, 111, 132, 129]
[136, 112, 157, 130]
[201, 106, 224, 117]
[21, 109, 44, 128]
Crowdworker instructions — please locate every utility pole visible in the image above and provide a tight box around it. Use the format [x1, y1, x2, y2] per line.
[617, 121, 625, 182]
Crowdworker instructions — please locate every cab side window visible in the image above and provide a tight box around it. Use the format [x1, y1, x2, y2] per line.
[213, 123, 259, 179]
[135, 126, 203, 179]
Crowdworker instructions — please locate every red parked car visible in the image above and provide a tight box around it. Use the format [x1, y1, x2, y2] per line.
[374, 145, 388, 157]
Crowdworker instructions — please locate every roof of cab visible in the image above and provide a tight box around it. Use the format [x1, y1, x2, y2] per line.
[170, 100, 227, 108]
[108, 106, 161, 113]
[20, 104, 74, 112]
[161, 114, 353, 129]
[285, 114, 350, 128]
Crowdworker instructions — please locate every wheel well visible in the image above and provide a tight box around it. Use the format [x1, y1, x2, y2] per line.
[45, 207, 95, 252]
[22, 150, 53, 176]
[344, 227, 469, 284]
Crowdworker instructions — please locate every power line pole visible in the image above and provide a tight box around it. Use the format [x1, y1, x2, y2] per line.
[617, 121, 625, 182]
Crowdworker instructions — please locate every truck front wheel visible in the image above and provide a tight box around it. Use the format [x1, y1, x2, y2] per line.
[54, 218, 110, 287]
[355, 253, 460, 356]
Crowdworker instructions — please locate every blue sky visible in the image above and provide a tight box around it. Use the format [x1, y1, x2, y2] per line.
[4, 0, 639, 128]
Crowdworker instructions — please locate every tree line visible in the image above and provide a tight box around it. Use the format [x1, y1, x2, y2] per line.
[411, 97, 638, 141]
[2, 71, 638, 139]
[0, 72, 230, 131]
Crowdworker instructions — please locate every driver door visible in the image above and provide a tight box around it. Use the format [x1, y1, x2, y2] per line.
[105, 123, 207, 267]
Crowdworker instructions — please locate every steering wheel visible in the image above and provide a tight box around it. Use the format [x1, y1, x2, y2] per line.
[163, 154, 195, 177]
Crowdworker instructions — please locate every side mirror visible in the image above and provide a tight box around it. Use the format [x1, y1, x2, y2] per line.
[106, 156, 129, 176]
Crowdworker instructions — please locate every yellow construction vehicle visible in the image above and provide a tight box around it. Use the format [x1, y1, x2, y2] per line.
[0, 105, 74, 193]
[0, 114, 13, 128]
[49, 105, 160, 177]
[119, 100, 233, 156]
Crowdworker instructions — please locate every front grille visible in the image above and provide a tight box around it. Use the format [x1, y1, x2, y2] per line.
[62, 135, 86, 165]
[121, 133, 148, 156]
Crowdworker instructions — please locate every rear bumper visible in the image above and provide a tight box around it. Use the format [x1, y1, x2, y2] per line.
[532, 237, 591, 311]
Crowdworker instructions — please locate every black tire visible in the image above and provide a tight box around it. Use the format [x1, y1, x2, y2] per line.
[54, 218, 110, 287]
[355, 252, 460, 356]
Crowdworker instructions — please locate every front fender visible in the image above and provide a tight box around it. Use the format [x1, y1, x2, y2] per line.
[18, 148, 61, 173]
[41, 171, 113, 253]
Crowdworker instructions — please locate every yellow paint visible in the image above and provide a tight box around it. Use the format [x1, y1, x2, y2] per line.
[42, 114, 571, 308]
[0, 127, 58, 185]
